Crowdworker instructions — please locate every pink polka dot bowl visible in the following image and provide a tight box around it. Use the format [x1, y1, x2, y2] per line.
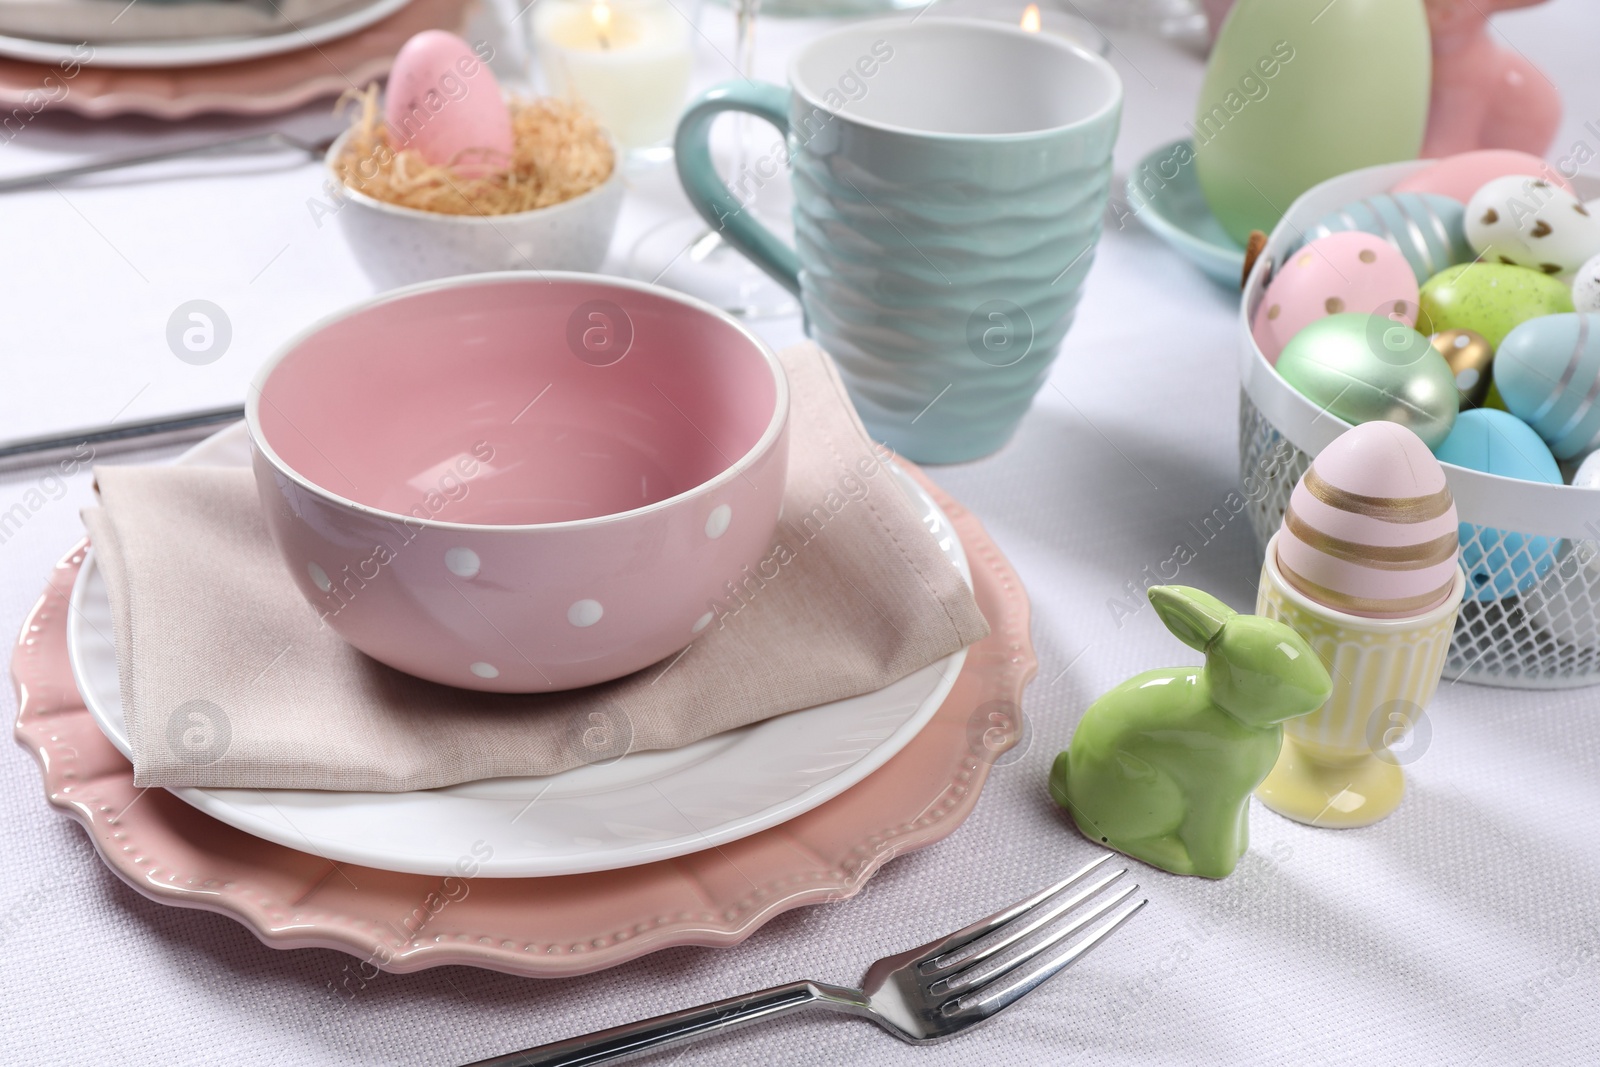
[246, 272, 790, 692]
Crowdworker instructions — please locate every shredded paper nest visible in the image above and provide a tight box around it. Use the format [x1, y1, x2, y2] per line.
[333, 86, 614, 217]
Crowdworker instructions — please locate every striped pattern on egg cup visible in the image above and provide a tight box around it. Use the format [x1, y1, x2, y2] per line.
[1276, 466, 1460, 619]
[1258, 535, 1464, 764]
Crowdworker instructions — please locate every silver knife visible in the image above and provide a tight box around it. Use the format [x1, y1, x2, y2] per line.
[0, 405, 245, 474]
[0, 131, 336, 195]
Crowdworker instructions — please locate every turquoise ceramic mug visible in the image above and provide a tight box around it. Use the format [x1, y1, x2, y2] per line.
[676, 18, 1121, 463]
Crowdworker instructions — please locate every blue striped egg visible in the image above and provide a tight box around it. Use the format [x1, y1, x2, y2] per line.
[1495, 313, 1600, 460]
[1300, 193, 1474, 285]
[1433, 409, 1561, 601]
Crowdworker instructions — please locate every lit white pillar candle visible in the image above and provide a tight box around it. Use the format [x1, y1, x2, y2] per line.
[533, 0, 693, 152]
[920, 0, 1109, 54]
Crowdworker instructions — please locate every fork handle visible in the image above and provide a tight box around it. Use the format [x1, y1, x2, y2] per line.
[464, 980, 869, 1066]
[0, 133, 279, 194]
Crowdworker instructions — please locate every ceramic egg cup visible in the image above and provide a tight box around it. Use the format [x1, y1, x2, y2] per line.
[1239, 161, 1600, 689]
[325, 128, 625, 289]
[247, 272, 789, 693]
[1255, 533, 1466, 828]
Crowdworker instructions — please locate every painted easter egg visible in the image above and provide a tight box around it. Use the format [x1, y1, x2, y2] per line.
[1275, 313, 1458, 448]
[1418, 262, 1575, 349]
[1252, 232, 1418, 364]
[1392, 150, 1575, 204]
[1572, 252, 1600, 314]
[1430, 328, 1494, 409]
[1576, 450, 1600, 489]
[1464, 176, 1600, 278]
[1276, 421, 1459, 618]
[384, 31, 513, 178]
[1494, 313, 1600, 460]
[1299, 192, 1474, 284]
[1433, 409, 1561, 601]
[1194, 0, 1430, 244]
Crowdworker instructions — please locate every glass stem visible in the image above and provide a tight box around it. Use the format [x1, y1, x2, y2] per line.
[729, 0, 761, 199]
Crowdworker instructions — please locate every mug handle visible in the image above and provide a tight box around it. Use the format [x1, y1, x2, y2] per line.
[674, 81, 802, 297]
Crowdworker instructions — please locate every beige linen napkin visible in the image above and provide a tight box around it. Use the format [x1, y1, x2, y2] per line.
[82, 343, 989, 792]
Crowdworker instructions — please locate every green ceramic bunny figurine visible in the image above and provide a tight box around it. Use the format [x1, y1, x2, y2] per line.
[1049, 586, 1332, 879]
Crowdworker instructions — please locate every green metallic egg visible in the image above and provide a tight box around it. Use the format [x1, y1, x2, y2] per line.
[1418, 263, 1574, 349]
[1275, 312, 1459, 449]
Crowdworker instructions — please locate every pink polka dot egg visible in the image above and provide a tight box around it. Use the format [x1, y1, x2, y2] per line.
[1253, 232, 1420, 365]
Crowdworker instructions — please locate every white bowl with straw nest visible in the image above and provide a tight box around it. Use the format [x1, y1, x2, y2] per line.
[326, 89, 624, 290]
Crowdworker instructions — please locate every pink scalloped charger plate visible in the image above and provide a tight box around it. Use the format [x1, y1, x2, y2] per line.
[0, 0, 473, 119]
[12, 463, 1035, 978]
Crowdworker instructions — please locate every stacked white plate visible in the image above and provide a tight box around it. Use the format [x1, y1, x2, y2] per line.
[66, 422, 971, 877]
[0, 0, 414, 67]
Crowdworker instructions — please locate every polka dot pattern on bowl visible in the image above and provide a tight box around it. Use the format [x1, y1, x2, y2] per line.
[445, 547, 481, 578]
[568, 599, 603, 628]
[705, 505, 732, 539]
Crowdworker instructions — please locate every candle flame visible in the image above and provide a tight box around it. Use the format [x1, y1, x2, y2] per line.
[1020, 3, 1041, 32]
[592, 0, 612, 48]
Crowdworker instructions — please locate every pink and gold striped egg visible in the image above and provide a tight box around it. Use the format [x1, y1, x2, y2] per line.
[1276, 421, 1460, 619]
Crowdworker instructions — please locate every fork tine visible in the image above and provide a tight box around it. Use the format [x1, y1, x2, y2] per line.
[913, 854, 1113, 971]
[922, 866, 1127, 981]
[936, 882, 1142, 999]
[944, 893, 1147, 1022]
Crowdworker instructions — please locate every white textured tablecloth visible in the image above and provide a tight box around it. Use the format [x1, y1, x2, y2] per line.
[1, 3, 1598, 1065]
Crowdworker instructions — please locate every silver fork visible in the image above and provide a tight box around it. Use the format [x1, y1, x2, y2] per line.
[0, 131, 338, 196]
[466, 854, 1144, 1067]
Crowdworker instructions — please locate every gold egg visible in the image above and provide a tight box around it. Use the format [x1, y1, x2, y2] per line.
[1430, 328, 1495, 409]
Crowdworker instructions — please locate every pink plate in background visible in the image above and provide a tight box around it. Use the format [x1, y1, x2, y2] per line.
[12, 463, 1035, 979]
[0, 0, 473, 119]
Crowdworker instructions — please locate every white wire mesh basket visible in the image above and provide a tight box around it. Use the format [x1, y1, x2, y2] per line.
[1238, 162, 1600, 689]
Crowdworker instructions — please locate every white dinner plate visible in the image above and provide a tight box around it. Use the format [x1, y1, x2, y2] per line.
[0, 0, 412, 69]
[69, 422, 968, 877]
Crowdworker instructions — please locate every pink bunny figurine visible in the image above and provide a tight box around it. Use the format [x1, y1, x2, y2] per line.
[1422, 0, 1560, 158]
[1200, 0, 1235, 45]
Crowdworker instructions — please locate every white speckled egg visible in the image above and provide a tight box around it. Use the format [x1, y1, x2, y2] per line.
[1571, 252, 1600, 314]
[1574, 450, 1600, 487]
[1252, 231, 1419, 365]
[1464, 175, 1600, 278]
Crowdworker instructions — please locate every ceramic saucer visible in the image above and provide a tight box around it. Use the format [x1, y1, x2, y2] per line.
[1127, 137, 1245, 288]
